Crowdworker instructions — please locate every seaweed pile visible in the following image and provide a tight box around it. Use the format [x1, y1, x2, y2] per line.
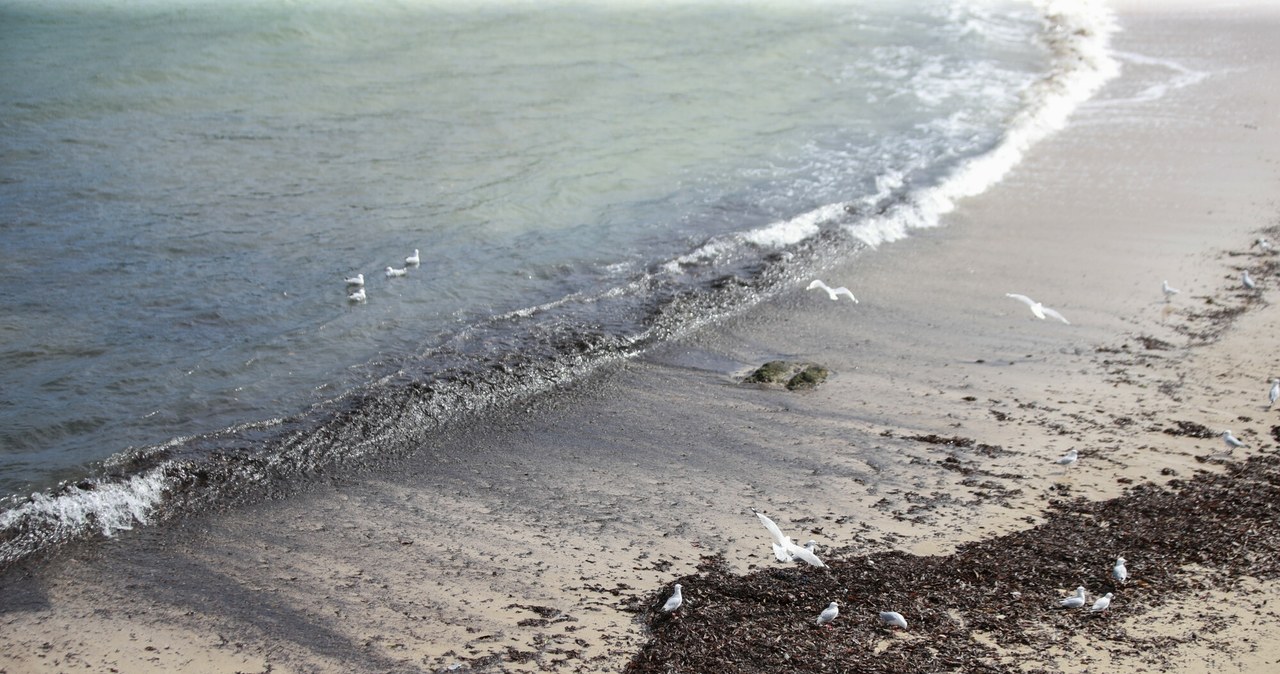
[625, 450, 1280, 673]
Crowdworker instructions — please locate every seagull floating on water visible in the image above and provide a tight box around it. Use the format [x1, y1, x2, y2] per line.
[345, 273, 364, 287]
[879, 611, 908, 630]
[753, 509, 826, 567]
[1090, 592, 1113, 612]
[1005, 293, 1070, 324]
[807, 279, 858, 303]
[1161, 280, 1179, 301]
[1057, 586, 1087, 609]
[661, 584, 683, 614]
[406, 249, 421, 266]
[386, 266, 408, 278]
[348, 288, 366, 302]
[1242, 271, 1257, 289]
[1056, 449, 1079, 466]
[1223, 430, 1248, 451]
[816, 602, 839, 627]
[1269, 379, 1279, 408]
[1113, 557, 1128, 585]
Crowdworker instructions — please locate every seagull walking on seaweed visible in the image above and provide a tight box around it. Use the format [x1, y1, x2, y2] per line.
[1057, 586, 1087, 609]
[1090, 592, 1114, 613]
[816, 602, 839, 627]
[1113, 557, 1128, 585]
[1005, 293, 1070, 324]
[807, 279, 858, 303]
[660, 584, 683, 615]
[752, 509, 826, 567]
[879, 611, 908, 630]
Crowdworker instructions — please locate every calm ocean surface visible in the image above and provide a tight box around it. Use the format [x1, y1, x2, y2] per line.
[0, 0, 1117, 565]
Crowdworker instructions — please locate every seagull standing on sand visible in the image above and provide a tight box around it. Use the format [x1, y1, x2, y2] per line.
[1223, 430, 1248, 451]
[807, 280, 858, 303]
[879, 611, 908, 629]
[1057, 586, 1087, 609]
[406, 249, 421, 266]
[1090, 592, 1114, 612]
[348, 287, 366, 302]
[1056, 449, 1079, 466]
[386, 266, 408, 278]
[1242, 271, 1257, 289]
[1268, 379, 1279, 408]
[1113, 557, 1128, 585]
[1005, 293, 1070, 324]
[1254, 237, 1273, 252]
[661, 584, 683, 614]
[1162, 280, 1179, 301]
[752, 509, 826, 567]
[345, 273, 364, 287]
[816, 602, 839, 627]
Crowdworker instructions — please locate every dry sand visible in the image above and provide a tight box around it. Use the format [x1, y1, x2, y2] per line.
[4, 2, 1280, 673]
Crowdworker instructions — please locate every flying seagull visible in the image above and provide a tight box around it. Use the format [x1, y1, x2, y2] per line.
[661, 584, 683, 614]
[1005, 293, 1070, 324]
[807, 280, 858, 303]
[753, 509, 826, 567]
[1057, 586, 1087, 609]
[1113, 557, 1128, 585]
[879, 611, 908, 629]
[816, 602, 839, 627]
[345, 273, 364, 287]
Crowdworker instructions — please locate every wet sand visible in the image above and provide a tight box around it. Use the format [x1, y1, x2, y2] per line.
[5, 2, 1280, 673]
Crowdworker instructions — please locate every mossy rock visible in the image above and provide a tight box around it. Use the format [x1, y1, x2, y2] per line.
[743, 361, 829, 390]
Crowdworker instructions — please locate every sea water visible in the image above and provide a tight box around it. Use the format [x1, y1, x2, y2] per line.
[0, 0, 1117, 565]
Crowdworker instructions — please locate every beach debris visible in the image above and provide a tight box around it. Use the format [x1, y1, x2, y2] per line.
[807, 279, 858, 303]
[385, 266, 408, 278]
[879, 611, 908, 629]
[1057, 586, 1087, 609]
[1269, 378, 1278, 407]
[1056, 449, 1078, 466]
[406, 248, 421, 266]
[1242, 270, 1257, 289]
[752, 509, 826, 567]
[1090, 592, 1114, 612]
[1005, 293, 1070, 324]
[345, 273, 364, 287]
[1222, 429, 1248, 451]
[1113, 557, 1128, 585]
[816, 601, 839, 627]
[347, 288, 366, 302]
[660, 583, 683, 614]
[1162, 280, 1179, 300]
[743, 361, 829, 391]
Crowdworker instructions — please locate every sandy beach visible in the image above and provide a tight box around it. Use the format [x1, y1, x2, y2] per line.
[5, 1, 1280, 672]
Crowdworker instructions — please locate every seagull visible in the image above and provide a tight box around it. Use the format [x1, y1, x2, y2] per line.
[1057, 586, 1087, 609]
[1243, 271, 1257, 289]
[385, 266, 408, 278]
[1253, 237, 1273, 252]
[1005, 293, 1069, 324]
[816, 602, 839, 627]
[807, 279, 858, 303]
[406, 249, 421, 266]
[753, 509, 826, 567]
[1161, 280, 1179, 301]
[1056, 449, 1079, 466]
[1090, 592, 1113, 612]
[879, 611, 908, 629]
[661, 584, 683, 614]
[347, 287, 366, 302]
[1113, 557, 1128, 585]
[1223, 430, 1248, 451]
[345, 273, 364, 287]
[1270, 379, 1279, 407]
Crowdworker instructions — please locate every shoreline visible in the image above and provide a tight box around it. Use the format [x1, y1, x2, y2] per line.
[5, 2, 1280, 673]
